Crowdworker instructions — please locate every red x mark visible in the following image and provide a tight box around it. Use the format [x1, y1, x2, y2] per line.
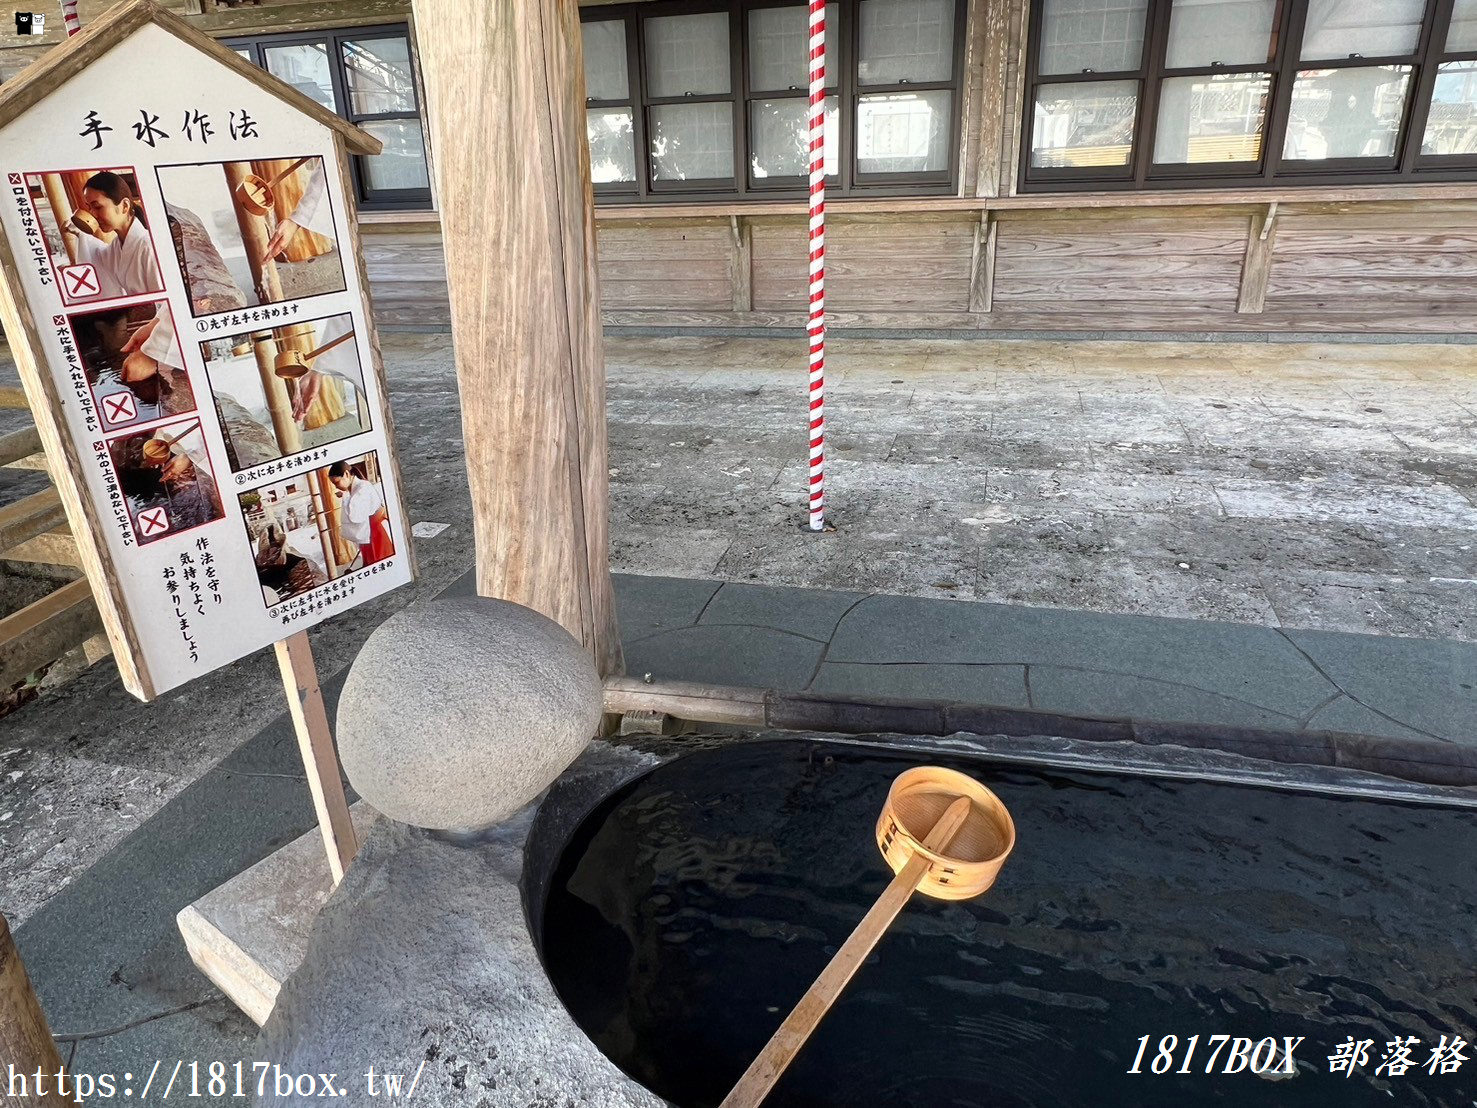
[139, 506, 170, 536]
[61, 264, 99, 297]
[102, 392, 137, 424]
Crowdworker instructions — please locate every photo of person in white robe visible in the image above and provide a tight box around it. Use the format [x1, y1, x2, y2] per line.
[328, 460, 393, 567]
[62, 170, 163, 299]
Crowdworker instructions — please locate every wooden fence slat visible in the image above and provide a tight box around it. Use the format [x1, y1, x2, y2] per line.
[0, 425, 41, 468]
[0, 577, 101, 690]
[0, 489, 66, 554]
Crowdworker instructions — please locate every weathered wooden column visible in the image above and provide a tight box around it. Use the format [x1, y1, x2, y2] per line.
[411, 0, 622, 675]
[0, 913, 67, 1107]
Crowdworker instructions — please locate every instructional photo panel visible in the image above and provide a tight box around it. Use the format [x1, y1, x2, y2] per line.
[106, 416, 225, 545]
[23, 166, 167, 305]
[201, 310, 370, 471]
[69, 299, 194, 431]
[156, 155, 346, 314]
[241, 449, 395, 610]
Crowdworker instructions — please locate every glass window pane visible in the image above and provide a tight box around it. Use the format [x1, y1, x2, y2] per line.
[1422, 61, 1477, 156]
[1299, 0, 1425, 60]
[1165, 0, 1276, 68]
[263, 43, 336, 110]
[359, 119, 431, 192]
[1154, 72, 1269, 163]
[748, 4, 838, 91]
[650, 102, 735, 180]
[645, 13, 731, 98]
[582, 20, 629, 101]
[1448, 0, 1477, 52]
[588, 109, 637, 182]
[750, 97, 839, 177]
[1031, 79, 1137, 166]
[858, 0, 956, 86]
[856, 89, 952, 173]
[1039, 0, 1148, 76]
[1283, 66, 1413, 159]
[342, 36, 417, 115]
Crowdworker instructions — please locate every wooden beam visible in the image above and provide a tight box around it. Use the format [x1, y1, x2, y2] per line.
[0, 912, 67, 1108]
[603, 675, 766, 727]
[969, 211, 998, 313]
[189, 0, 413, 36]
[0, 578, 102, 691]
[1237, 202, 1279, 314]
[412, 0, 622, 676]
[591, 182, 1477, 221]
[0, 489, 67, 554]
[0, 529, 80, 568]
[973, 0, 1012, 198]
[0, 387, 29, 410]
[0, 426, 41, 468]
[730, 215, 753, 314]
[1002, 0, 1030, 197]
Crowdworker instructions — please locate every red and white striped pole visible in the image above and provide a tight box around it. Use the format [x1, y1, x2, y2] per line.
[805, 0, 828, 532]
[61, 0, 81, 36]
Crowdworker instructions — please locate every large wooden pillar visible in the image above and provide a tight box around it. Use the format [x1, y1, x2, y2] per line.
[1, 913, 67, 1107]
[411, 0, 622, 675]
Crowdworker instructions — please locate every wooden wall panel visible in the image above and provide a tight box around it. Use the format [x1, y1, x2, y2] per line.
[360, 227, 450, 329]
[1262, 202, 1477, 328]
[991, 211, 1249, 313]
[595, 222, 732, 311]
[751, 216, 975, 312]
[357, 196, 1476, 336]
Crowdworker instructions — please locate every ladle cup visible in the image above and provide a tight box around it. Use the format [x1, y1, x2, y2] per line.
[234, 157, 312, 218]
[69, 210, 102, 238]
[140, 424, 197, 466]
[721, 766, 1015, 1108]
[273, 330, 355, 379]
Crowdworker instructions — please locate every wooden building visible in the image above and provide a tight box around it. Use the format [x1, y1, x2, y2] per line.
[5, 0, 1476, 336]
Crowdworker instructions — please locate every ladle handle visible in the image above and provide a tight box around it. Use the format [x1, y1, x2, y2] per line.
[267, 157, 313, 188]
[152, 421, 199, 451]
[302, 330, 355, 362]
[720, 796, 972, 1108]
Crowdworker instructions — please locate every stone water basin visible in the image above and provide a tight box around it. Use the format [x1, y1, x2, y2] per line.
[534, 738, 1477, 1108]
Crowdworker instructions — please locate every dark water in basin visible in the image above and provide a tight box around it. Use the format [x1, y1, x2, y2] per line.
[540, 741, 1477, 1107]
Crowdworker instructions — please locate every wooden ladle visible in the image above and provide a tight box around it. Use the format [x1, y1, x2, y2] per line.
[141, 423, 199, 466]
[720, 767, 1016, 1108]
[234, 157, 312, 218]
[69, 210, 103, 238]
[273, 330, 355, 379]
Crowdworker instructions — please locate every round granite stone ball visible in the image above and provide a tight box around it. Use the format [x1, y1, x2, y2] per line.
[337, 596, 603, 832]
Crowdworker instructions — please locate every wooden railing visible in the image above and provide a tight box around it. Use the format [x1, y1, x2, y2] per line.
[0, 387, 107, 691]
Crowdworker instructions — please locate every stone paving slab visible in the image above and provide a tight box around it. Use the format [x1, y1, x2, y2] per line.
[613, 573, 1473, 746]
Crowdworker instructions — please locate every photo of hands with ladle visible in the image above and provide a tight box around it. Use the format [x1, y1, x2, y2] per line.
[156, 155, 346, 314]
[198, 311, 371, 473]
[68, 300, 195, 431]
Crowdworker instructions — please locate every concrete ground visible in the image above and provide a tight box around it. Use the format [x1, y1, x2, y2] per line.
[605, 335, 1477, 641]
[0, 331, 1474, 1088]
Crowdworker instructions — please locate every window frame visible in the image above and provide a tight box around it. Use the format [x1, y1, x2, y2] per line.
[1020, 0, 1477, 192]
[1407, 0, 1477, 171]
[582, 0, 968, 204]
[226, 23, 433, 212]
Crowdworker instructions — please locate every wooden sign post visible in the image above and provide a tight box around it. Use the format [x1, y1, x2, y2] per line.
[0, 0, 417, 881]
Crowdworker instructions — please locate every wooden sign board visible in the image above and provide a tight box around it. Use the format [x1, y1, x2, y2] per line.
[0, 0, 416, 701]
